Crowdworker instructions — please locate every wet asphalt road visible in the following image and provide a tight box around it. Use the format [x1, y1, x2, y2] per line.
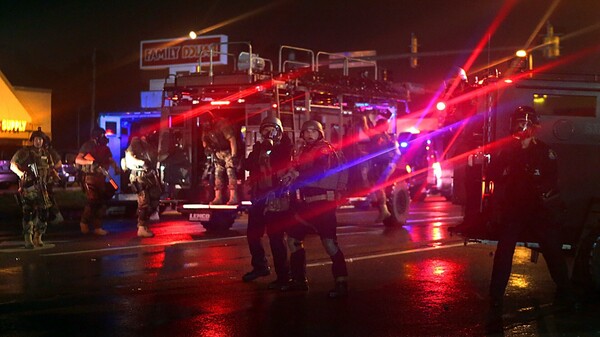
[1, 196, 600, 337]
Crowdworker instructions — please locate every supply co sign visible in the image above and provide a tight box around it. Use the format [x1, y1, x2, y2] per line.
[140, 34, 228, 69]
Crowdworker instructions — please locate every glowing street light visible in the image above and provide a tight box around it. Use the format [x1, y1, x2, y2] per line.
[515, 49, 533, 73]
[189, 31, 197, 39]
[515, 49, 527, 58]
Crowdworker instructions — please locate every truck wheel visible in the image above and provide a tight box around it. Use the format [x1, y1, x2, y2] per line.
[383, 182, 410, 227]
[201, 211, 236, 232]
[573, 231, 600, 295]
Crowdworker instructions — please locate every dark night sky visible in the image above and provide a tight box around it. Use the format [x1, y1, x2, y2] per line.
[1, 0, 600, 148]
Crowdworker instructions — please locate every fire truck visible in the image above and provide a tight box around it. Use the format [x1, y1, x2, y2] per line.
[157, 43, 412, 231]
[447, 72, 600, 291]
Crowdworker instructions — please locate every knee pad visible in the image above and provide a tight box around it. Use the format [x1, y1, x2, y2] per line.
[321, 238, 339, 257]
[287, 237, 304, 253]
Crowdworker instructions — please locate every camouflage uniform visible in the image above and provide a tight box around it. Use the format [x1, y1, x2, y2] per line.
[202, 118, 239, 204]
[126, 136, 161, 236]
[11, 146, 55, 248]
[78, 138, 115, 233]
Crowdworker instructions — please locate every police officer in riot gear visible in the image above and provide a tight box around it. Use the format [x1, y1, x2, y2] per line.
[286, 120, 349, 298]
[242, 116, 294, 289]
[487, 106, 573, 308]
[10, 127, 57, 248]
[76, 127, 120, 235]
[201, 112, 240, 205]
[125, 129, 161, 238]
[162, 131, 190, 199]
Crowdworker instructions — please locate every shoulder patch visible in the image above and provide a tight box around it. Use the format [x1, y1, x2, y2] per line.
[548, 149, 557, 160]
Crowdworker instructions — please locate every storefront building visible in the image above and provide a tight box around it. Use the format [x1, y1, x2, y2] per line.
[0, 70, 52, 147]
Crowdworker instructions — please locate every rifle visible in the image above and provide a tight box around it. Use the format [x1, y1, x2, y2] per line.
[83, 153, 119, 190]
[27, 162, 53, 209]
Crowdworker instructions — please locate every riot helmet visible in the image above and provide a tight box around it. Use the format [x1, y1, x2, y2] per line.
[300, 120, 324, 143]
[259, 116, 283, 141]
[29, 127, 48, 148]
[91, 126, 109, 145]
[29, 127, 48, 142]
[510, 106, 540, 140]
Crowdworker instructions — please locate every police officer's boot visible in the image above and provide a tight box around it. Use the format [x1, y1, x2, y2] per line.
[210, 189, 224, 205]
[227, 186, 239, 205]
[328, 279, 349, 299]
[33, 229, 44, 247]
[137, 225, 155, 238]
[23, 222, 34, 249]
[80, 222, 90, 234]
[375, 202, 392, 223]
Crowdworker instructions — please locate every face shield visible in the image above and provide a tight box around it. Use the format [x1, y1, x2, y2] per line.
[511, 118, 536, 140]
[260, 124, 282, 142]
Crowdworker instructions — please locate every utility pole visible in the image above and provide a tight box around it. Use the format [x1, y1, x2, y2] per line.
[91, 48, 97, 131]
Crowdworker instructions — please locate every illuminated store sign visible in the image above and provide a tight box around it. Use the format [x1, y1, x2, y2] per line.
[1, 119, 27, 132]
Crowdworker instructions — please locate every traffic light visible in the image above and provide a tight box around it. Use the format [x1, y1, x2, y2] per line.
[410, 33, 418, 68]
[543, 22, 560, 59]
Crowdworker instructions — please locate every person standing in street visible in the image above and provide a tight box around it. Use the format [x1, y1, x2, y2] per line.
[242, 116, 294, 289]
[125, 129, 161, 238]
[10, 128, 57, 248]
[75, 127, 120, 236]
[201, 112, 240, 205]
[487, 106, 573, 308]
[285, 120, 349, 298]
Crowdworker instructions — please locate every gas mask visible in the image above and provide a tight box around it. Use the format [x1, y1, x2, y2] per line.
[511, 119, 535, 140]
[261, 125, 282, 142]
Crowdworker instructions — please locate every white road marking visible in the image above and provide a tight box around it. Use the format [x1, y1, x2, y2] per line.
[41, 236, 246, 257]
[307, 242, 465, 267]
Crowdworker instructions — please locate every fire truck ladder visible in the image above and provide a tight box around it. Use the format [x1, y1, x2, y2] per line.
[275, 46, 316, 140]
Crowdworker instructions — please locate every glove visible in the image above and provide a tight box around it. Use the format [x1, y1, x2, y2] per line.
[280, 170, 299, 187]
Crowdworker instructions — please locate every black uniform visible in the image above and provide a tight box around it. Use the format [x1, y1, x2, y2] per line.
[289, 138, 348, 288]
[488, 138, 570, 302]
[244, 135, 293, 284]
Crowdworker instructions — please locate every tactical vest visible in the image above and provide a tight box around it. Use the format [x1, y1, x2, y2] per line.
[16, 147, 53, 183]
[203, 129, 230, 151]
[299, 140, 347, 192]
[80, 140, 112, 173]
